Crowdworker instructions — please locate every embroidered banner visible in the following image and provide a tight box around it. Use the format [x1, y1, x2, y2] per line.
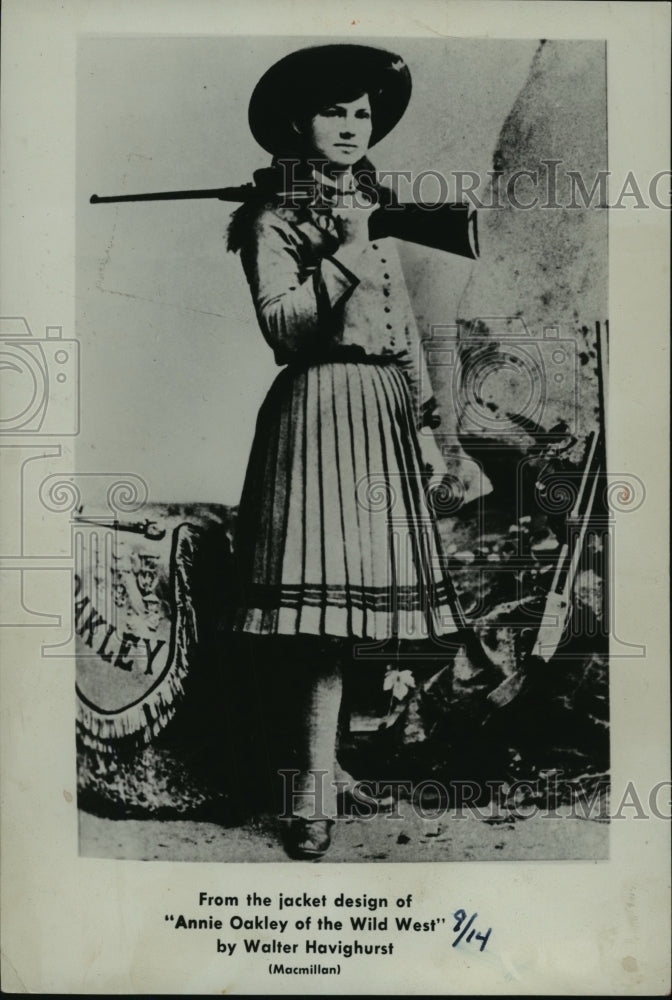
[74, 503, 234, 749]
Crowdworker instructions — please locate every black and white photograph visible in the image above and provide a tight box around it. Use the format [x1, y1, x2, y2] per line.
[1, 1, 669, 995]
[75, 34, 611, 863]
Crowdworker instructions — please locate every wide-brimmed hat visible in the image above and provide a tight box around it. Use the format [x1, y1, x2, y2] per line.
[248, 44, 412, 155]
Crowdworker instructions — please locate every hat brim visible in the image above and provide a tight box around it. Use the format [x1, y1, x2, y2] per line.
[248, 44, 412, 156]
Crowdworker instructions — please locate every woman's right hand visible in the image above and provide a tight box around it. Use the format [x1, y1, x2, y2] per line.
[330, 194, 376, 249]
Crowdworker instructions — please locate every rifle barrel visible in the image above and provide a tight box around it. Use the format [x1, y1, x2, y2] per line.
[90, 186, 252, 204]
[90, 187, 348, 204]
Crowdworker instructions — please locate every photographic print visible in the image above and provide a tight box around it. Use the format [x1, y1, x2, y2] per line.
[1, 2, 669, 995]
[75, 35, 611, 864]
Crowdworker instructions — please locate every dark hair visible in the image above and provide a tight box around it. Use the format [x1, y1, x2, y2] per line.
[309, 80, 372, 110]
[304, 80, 381, 113]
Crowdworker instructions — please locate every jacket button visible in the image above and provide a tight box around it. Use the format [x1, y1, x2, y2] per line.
[371, 243, 379, 250]
[380, 258, 387, 264]
[383, 288, 390, 297]
[384, 306, 391, 313]
[386, 323, 393, 330]
[383, 273, 390, 279]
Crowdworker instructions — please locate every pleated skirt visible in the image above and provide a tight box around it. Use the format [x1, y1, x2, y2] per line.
[232, 360, 461, 642]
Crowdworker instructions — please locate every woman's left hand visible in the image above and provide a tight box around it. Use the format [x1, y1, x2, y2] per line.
[418, 433, 465, 513]
[418, 431, 448, 479]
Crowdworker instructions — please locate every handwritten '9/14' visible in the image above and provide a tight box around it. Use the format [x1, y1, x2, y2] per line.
[452, 910, 492, 952]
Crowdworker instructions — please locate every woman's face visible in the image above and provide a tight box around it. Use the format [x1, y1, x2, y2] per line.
[306, 93, 373, 169]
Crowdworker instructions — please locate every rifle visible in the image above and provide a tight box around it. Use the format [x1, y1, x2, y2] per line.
[89, 182, 477, 259]
[486, 320, 608, 707]
[531, 320, 608, 664]
[530, 428, 602, 662]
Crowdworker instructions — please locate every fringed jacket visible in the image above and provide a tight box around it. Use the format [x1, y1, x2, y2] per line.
[230, 170, 441, 431]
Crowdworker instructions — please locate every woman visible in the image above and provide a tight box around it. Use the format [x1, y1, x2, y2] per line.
[229, 44, 471, 859]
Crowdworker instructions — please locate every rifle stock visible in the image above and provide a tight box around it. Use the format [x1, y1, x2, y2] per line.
[370, 202, 476, 258]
